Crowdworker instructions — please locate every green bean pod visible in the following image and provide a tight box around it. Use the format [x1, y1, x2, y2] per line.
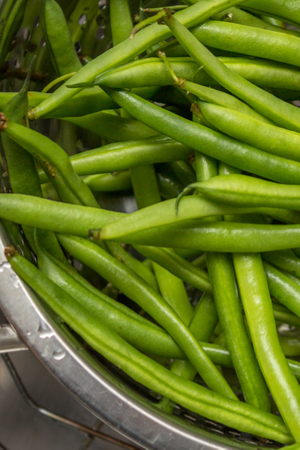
[96, 56, 300, 92]
[97, 88, 300, 185]
[0, 119, 99, 208]
[101, 221, 300, 253]
[233, 253, 300, 442]
[162, 12, 300, 133]
[64, 111, 159, 141]
[273, 303, 300, 329]
[263, 250, 300, 279]
[35, 244, 180, 357]
[83, 171, 132, 192]
[264, 262, 300, 319]
[0, 194, 123, 236]
[99, 194, 300, 243]
[28, 0, 249, 119]
[135, 245, 212, 293]
[1, 64, 64, 260]
[207, 252, 270, 411]
[166, 20, 300, 68]
[57, 233, 236, 400]
[6, 249, 292, 444]
[199, 102, 300, 162]
[242, 0, 300, 27]
[105, 241, 158, 292]
[191, 174, 300, 210]
[213, 6, 300, 35]
[153, 263, 193, 326]
[110, 0, 133, 46]
[37, 136, 191, 184]
[0, 0, 28, 67]
[42, 0, 82, 76]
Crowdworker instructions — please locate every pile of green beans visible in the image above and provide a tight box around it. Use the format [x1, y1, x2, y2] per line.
[4, 0, 300, 447]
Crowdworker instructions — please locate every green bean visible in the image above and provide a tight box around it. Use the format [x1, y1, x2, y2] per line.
[135, 245, 212, 293]
[40, 136, 190, 182]
[153, 263, 193, 325]
[263, 251, 300, 279]
[42, 0, 81, 76]
[57, 233, 237, 400]
[105, 241, 158, 292]
[164, 21, 300, 68]
[83, 171, 132, 192]
[233, 253, 300, 441]
[213, 6, 300, 35]
[6, 248, 292, 444]
[96, 56, 300, 92]
[0, 118, 99, 208]
[101, 221, 300, 253]
[207, 252, 270, 411]
[162, 11, 300, 133]
[191, 174, 300, 210]
[97, 88, 300, 184]
[279, 334, 300, 358]
[110, 0, 133, 46]
[34, 242, 181, 357]
[0, 194, 123, 236]
[1, 64, 64, 260]
[156, 291, 219, 412]
[28, 0, 248, 119]
[241, 0, 300, 27]
[273, 303, 300, 329]
[67, 0, 99, 45]
[0, 0, 28, 67]
[64, 110, 159, 141]
[130, 164, 161, 209]
[281, 270, 300, 287]
[264, 262, 300, 318]
[99, 194, 300, 243]
[156, 165, 185, 199]
[199, 102, 300, 162]
[97, 56, 271, 124]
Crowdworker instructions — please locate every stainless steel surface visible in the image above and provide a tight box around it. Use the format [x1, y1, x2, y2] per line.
[0, 323, 28, 353]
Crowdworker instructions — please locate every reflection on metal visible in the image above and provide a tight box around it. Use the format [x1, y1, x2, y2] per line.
[2, 354, 140, 450]
[0, 324, 27, 353]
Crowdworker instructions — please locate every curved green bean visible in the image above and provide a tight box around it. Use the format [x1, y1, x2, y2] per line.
[6, 249, 292, 444]
[96, 88, 300, 184]
[234, 253, 300, 442]
[28, 0, 248, 119]
[57, 233, 237, 400]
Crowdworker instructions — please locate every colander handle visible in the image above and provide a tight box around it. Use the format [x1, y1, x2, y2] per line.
[0, 323, 27, 353]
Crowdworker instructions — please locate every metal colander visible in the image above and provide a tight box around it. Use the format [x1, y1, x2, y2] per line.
[0, 1, 284, 448]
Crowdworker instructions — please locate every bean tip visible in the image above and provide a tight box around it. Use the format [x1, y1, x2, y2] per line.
[28, 109, 36, 121]
[88, 228, 102, 241]
[4, 245, 18, 259]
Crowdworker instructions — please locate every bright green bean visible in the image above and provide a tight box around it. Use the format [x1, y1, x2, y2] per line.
[135, 245, 212, 293]
[190, 174, 300, 210]
[97, 88, 300, 184]
[162, 11, 300, 133]
[57, 233, 237, 400]
[37, 136, 191, 183]
[234, 253, 300, 442]
[28, 0, 248, 119]
[6, 249, 292, 444]
[42, 0, 81, 76]
[199, 102, 300, 162]
[207, 251, 270, 411]
[100, 221, 300, 253]
[0, 119, 98, 207]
